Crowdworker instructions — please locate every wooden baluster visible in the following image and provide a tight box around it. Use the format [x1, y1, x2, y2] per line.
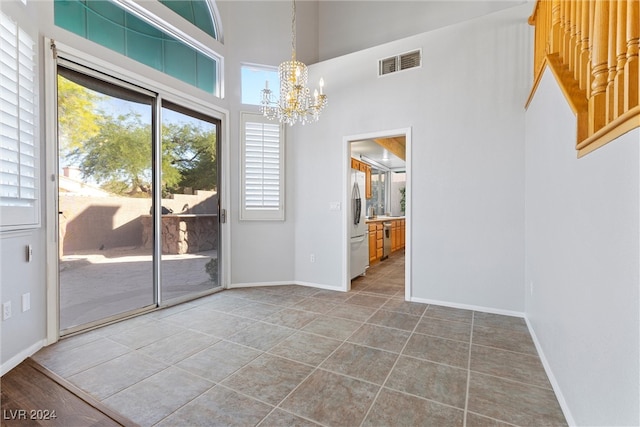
[624, 0, 639, 111]
[560, 0, 568, 62]
[580, 0, 592, 93]
[573, 0, 583, 82]
[606, 0, 618, 123]
[569, 0, 578, 73]
[589, 0, 610, 134]
[550, 0, 562, 53]
[614, 1, 628, 118]
[565, 0, 574, 66]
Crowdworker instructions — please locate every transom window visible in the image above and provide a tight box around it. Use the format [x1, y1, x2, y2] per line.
[54, 0, 222, 96]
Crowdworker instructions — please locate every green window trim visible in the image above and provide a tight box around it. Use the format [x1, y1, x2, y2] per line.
[54, 0, 220, 96]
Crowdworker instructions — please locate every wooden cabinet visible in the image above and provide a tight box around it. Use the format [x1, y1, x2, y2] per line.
[351, 157, 372, 199]
[368, 223, 377, 264]
[389, 219, 405, 253]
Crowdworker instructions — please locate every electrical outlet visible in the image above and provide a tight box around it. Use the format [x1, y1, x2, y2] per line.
[2, 301, 11, 320]
[22, 293, 30, 312]
[310, 253, 315, 263]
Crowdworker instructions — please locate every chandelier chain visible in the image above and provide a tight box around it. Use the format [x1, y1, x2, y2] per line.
[291, 0, 296, 60]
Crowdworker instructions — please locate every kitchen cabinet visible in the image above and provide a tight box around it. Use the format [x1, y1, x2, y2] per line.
[367, 221, 384, 264]
[351, 157, 372, 199]
[390, 219, 405, 253]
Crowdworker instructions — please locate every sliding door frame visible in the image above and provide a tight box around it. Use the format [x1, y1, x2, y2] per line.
[44, 39, 230, 344]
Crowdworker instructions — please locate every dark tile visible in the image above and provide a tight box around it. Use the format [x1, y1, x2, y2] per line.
[326, 304, 377, 322]
[227, 322, 295, 351]
[363, 388, 464, 427]
[103, 366, 213, 426]
[321, 343, 398, 385]
[264, 308, 318, 329]
[415, 317, 472, 342]
[367, 309, 421, 331]
[259, 409, 322, 427]
[381, 298, 427, 316]
[473, 325, 537, 355]
[465, 412, 516, 427]
[473, 312, 528, 332]
[177, 340, 261, 382]
[268, 331, 342, 366]
[292, 298, 337, 314]
[301, 316, 362, 340]
[281, 370, 378, 426]
[385, 356, 468, 408]
[345, 293, 390, 308]
[68, 352, 166, 400]
[467, 372, 567, 426]
[425, 305, 473, 323]
[155, 385, 271, 427]
[403, 333, 469, 368]
[222, 354, 312, 405]
[471, 344, 551, 388]
[230, 302, 283, 320]
[348, 323, 410, 353]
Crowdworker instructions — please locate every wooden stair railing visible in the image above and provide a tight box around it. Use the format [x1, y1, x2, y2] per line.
[527, 0, 639, 157]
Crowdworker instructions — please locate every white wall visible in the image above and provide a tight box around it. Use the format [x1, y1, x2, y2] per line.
[218, 1, 318, 286]
[525, 69, 640, 426]
[0, 0, 47, 375]
[293, 4, 531, 311]
[317, 1, 526, 61]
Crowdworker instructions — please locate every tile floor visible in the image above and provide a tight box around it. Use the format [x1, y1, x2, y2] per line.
[33, 252, 567, 426]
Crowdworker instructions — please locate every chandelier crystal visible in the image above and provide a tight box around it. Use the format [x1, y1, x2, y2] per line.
[261, 0, 327, 126]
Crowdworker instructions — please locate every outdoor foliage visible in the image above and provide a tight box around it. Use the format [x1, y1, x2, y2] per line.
[58, 75, 217, 197]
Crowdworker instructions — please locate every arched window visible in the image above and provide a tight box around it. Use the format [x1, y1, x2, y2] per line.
[54, 0, 222, 96]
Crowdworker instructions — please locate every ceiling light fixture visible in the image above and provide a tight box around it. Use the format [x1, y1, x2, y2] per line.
[260, 0, 327, 126]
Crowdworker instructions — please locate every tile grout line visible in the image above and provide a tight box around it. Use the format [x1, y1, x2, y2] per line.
[463, 311, 475, 427]
[357, 302, 430, 427]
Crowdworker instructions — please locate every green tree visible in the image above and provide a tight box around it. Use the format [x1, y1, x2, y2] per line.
[68, 112, 153, 196]
[57, 75, 102, 152]
[162, 122, 217, 193]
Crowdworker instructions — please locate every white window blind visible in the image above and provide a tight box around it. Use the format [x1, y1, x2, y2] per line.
[1, 11, 39, 229]
[240, 112, 284, 220]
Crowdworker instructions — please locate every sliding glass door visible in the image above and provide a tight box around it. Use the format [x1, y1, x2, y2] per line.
[57, 62, 221, 334]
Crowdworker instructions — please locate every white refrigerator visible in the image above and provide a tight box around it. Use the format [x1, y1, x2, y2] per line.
[350, 169, 369, 279]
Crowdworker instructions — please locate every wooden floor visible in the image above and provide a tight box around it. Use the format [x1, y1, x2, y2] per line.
[1, 358, 136, 427]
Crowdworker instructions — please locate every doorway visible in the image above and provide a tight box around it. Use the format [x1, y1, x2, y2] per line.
[56, 61, 222, 335]
[345, 128, 411, 300]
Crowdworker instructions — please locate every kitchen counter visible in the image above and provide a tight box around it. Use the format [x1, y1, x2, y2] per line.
[365, 216, 405, 223]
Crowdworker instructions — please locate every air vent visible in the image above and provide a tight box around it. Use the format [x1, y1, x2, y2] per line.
[400, 50, 421, 70]
[378, 49, 421, 76]
[379, 57, 397, 75]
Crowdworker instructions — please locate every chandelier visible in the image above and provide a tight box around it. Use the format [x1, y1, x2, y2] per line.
[260, 0, 327, 126]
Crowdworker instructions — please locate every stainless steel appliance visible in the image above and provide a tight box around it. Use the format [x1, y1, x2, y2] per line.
[350, 169, 369, 279]
[382, 221, 391, 260]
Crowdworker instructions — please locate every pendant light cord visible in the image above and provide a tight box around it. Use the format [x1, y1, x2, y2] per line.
[291, 0, 296, 60]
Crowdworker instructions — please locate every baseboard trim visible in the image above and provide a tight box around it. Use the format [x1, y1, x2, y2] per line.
[1, 339, 46, 376]
[228, 281, 343, 292]
[409, 296, 525, 318]
[524, 317, 576, 426]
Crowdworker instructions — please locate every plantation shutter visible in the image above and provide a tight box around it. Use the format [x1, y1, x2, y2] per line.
[240, 113, 284, 220]
[0, 11, 39, 229]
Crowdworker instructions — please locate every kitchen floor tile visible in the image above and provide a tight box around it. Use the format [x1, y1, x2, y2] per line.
[176, 340, 261, 382]
[345, 293, 390, 308]
[467, 372, 567, 426]
[221, 354, 313, 405]
[263, 308, 318, 329]
[301, 316, 362, 341]
[155, 385, 272, 427]
[348, 323, 411, 353]
[280, 369, 379, 426]
[403, 333, 469, 368]
[381, 298, 428, 316]
[424, 305, 473, 324]
[385, 355, 468, 409]
[137, 329, 218, 364]
[103, 366, 213, 426]
[227, 322, 295, 351]
[259, 409, 322, 427]
[363, 388, 464, 427]
[473, 325, 537, 355]
[470, 344, 551, 388]
[268, 331, 342, 367]
[325, 303, 377, 322]
[367, 309, 421, 331]
[473, 312, 528, 332]
[415, 316, 472, 342]
[321, 342, 398, 385]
